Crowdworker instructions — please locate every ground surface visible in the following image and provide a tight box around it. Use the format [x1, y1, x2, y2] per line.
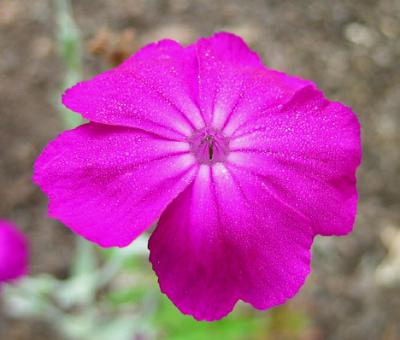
[0, 0, 399, 339]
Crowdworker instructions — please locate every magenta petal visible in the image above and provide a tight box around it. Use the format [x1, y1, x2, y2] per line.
[63, 40, 202, 140]
[193, 32, 263, 125]
[0, 220, 29, 283]
[193, 33, 313, 133]
[35, 31, 361, 320]
[34, 123, 197, 247]
[195, 32, 264, 68]
[149, 164, 313, 321]
[229, 86, 361, 236]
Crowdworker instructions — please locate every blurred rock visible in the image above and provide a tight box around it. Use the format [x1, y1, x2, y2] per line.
[375, 225, 400, 288]
[344, 22, 377, 47]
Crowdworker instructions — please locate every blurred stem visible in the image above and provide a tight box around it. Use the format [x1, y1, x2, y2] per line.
[55, 0, 96, 279]
[96, 255, 124, 289]
[71, 238, 97, 277]
[55, 0, 84, 128]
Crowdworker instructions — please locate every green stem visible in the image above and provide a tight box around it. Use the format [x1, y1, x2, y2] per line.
[56, 0, 84, 128]
[55, 0, 97, 292]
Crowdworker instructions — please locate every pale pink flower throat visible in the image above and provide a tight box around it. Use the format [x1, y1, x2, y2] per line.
[189, 127, 230, 164]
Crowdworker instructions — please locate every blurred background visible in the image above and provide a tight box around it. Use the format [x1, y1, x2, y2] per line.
[0, 0, 399, 339]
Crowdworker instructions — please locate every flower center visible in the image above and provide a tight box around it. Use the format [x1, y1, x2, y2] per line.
[189, 128, 230, 164]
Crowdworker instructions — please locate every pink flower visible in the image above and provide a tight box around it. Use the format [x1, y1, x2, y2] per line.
[34, 33, 361, 320]
[0, 220, 29, 285]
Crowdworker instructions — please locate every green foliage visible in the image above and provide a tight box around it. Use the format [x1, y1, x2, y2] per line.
[154, 297, 265, 340]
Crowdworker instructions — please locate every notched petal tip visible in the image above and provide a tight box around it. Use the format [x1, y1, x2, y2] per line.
[193, 31, 264, 68]
[152, 262, 238, 322]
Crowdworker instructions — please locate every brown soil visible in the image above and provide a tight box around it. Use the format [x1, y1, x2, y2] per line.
[0, 0, 399, 339]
